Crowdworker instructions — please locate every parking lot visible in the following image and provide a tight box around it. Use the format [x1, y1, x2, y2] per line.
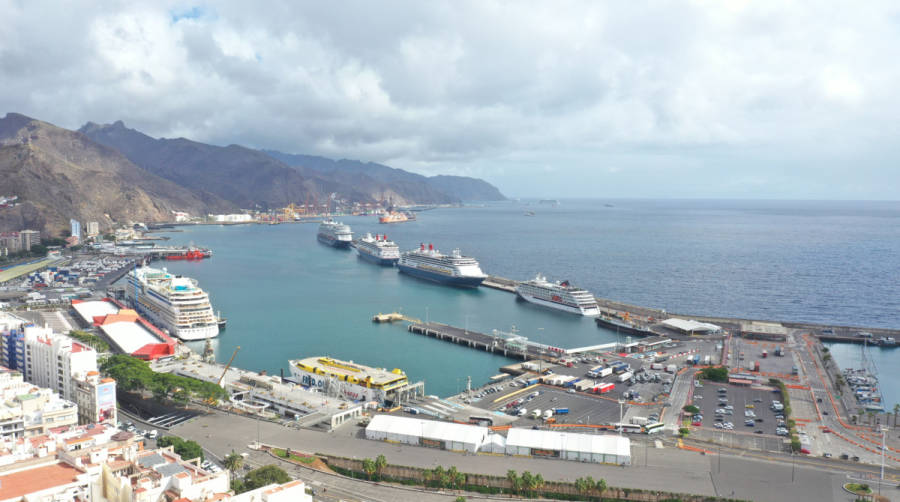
[727, 337, 799, 380]
[692, 381, 788, 439]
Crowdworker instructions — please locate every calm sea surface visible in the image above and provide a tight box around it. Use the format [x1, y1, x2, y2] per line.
[149, 199, 900, 399]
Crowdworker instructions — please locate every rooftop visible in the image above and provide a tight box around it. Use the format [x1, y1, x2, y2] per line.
[0, 462, 84, 499]
[292, 356, 406, 386]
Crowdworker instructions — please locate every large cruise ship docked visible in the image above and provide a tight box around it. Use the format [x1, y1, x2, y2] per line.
[515, 274, 600, 316]
[317, 219, 353, 248]
[355, 233, 400, 266]
[289, 356, 419, 404]
[397, 243, 487, 288]
[126, 266, 219, 340]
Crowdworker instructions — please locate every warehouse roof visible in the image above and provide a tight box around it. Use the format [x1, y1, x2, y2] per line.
[661, 318, 721, 333]
[506, 428, 631, 457]
[367, 415, 488, 446]
[71, 299, 119, 324]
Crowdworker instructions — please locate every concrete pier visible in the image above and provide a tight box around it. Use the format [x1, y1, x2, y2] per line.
[407, 322, 557, 361]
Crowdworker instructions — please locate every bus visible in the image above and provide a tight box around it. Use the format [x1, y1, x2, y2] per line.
[643, 422, 665, 434]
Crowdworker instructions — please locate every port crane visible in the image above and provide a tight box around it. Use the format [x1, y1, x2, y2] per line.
[217, 346, 241, 387]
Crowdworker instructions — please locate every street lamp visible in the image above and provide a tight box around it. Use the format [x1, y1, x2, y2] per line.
[880, 426, 887, 496]
[618, 399, 625, 436]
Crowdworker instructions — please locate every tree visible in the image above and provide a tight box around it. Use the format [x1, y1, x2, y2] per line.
[597, 478, 607, 494]
[374, 454, 387, 479]
[362, 458, 377, 480]
[455, 497, 467, 502]
[242, 465, 290, 491]
[698, 366, 729, 382]
[533, 473, 544, 494]
[521, 471, 534, 496]
[223, 451, 244, 482]
[447, 466, 465, 489]
[506, 469, 521, 494]
[156, 436, 204, 462]
[679, 427, 690, 437]
[683, 404, 700, 414]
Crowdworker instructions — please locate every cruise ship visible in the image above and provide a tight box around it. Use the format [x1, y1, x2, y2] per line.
[289, 356, 417, 404]
[515, 274, 600, 316]
[317, 219, 353, 248]
[355, 233, 400, 266]
[397, 244, 486, 288]
[126, 266, 219, 340]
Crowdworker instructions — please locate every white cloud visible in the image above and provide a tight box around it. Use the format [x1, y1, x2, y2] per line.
[1, 0, 899, 198]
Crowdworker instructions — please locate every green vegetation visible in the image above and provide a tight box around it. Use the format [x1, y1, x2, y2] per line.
[223, 451, 244, 481]
[769, 378, 800, 452]
[100, 354, 227, 403]
[157, 436, 204, 461]
[231, 465, 291, 494]
[698, 366, 729, 383]
[844, 483, 872, 494]
[679, 427, 690, 437]
[273, 447, 315, 464]
[574, 476, 607, 495]
[683, 404, 700, 414]
[68, 330, 110, 353]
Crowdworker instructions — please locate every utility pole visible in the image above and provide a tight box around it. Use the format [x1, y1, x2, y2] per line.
[618, 399, 625, 436]
[791, 451, 795, 483]
[880, 426, 886, 496]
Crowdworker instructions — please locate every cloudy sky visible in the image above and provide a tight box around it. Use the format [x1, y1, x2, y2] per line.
[2, 1, 898, 199]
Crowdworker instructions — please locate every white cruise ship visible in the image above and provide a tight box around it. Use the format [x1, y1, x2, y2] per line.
[355, 233, 400, 266]
[397, 244, 486, 288]
[516, 274, 600, 316]
[317, 219, 353, 248]
[126, 266, 219, 340]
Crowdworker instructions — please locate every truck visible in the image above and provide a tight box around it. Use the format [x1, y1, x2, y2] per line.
[650, 363, 664, 370]
[753, 361, 760, 372]
[762, 350, 768, 358]
[553, 407, 569, 414]
[692, 355, 701, 365]
[599, 367, 613, 378]
[666, 364, 677, 373]
[775, 347, 784, 357]
[543, 409, 554, 420]
[613, 366, 628, 375]
[617, 371, 633, 383]
[531, 409, 542, 419]
[631, 416, 649, 426]
[703, 355, 711, 365]
[791, 365, 799, 375]
[597, 382, 615, 394]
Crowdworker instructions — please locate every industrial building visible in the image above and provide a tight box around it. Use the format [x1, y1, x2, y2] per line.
[505, 428, 631, 465]
[364, 415, 632, 464]
[73, 299, 176, 360]
[660, 318, 721, 335]
[365, 415, 489, 453]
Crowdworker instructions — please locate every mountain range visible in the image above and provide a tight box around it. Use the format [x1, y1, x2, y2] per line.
[0, 113, 504, 237]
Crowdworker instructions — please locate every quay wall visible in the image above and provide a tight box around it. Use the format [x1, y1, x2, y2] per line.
[483, 275, 900, 340]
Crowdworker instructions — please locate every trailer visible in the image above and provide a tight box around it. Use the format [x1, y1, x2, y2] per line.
[631, 416, 649, 426]
[650, 363, 664, 370]
[666, 364, 677, 373]
[599, 367, 613, 378]
[574, 380, 596, 391]
[553, 407, 569, 415]
[762, 350, 768, 359]
[617, 371, 633, 383]
[597, 382, 615, 394]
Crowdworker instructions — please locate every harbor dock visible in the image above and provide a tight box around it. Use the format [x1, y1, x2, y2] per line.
[407, 321, 557, 361]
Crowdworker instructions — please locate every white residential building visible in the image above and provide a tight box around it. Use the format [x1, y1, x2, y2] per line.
[23, 325, 97, 403]
[86, 221, 100, 237]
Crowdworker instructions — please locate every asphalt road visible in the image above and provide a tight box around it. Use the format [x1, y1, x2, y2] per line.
[154, 407, 897, 502]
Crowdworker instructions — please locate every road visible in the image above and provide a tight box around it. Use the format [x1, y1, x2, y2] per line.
[123, 406, 897, 502]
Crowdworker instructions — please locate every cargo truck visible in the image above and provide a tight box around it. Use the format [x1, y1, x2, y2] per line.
[531, 409, 542, 419]
[631, 416, 648, 426]
[666, 364, 677, 373]
[762, 350, 768, 358]
[597, 382, 615, 394]
[599, 367, 613, 378]
[650, 363, 664, 370]
[617, 371, 633, 383]
[543, 409, 554, 420]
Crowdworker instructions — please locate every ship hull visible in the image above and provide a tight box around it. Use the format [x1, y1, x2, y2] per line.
[516, 292, 600, 316]
[317, 233, 351, 248]
[357, 249, 398, 266]
[594, 316, 655, 337]
[398, 264, 485, 288]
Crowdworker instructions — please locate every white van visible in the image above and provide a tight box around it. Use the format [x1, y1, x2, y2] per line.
[517, 408, 528, 417]
[531, 409, 542, 419]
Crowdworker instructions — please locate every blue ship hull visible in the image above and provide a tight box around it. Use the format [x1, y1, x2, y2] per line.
[397, 264, 485, 288]
[357, 249, 398, 266]
[318, 234, 351, 249]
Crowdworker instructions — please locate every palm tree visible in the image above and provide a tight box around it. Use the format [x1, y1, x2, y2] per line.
[597, 478, 607, 494]
[506, 469, 520, 494]
[223, 451, 243, 482]
[374, 454, 387, 479]
[362, 458, 376, 480]
[533, 473, 544, 494]
[521, 471, 535, 496]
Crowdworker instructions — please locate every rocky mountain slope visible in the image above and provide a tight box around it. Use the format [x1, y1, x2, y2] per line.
[0, 113, 236, 237]
[264, 150, 505, 202]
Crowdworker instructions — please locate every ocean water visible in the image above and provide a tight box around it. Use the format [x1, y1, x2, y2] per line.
[152, 199, 900, 398]
[824, 342, 900, 410]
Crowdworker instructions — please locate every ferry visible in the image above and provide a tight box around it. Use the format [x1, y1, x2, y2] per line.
[355, 233, 400, 266]
[126, 266, 219, 340]
[397, 244, 487, 288]
[379, 211, 411, 224]
[317, 219, 353, 248]
[516, 274, 600, 316]
[288, 356, 414, 404]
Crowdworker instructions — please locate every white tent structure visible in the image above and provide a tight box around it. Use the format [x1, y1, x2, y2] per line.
[661, 318, 721, 334]
[505, 428, 631, 465]
[365, 415, 489, 453]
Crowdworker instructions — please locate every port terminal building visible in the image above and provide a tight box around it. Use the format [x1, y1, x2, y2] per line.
[365, 415, 631, 464]
[660, 318, 721, 335]
[289, 356, 425, 406]
[72, 299, 176, 360]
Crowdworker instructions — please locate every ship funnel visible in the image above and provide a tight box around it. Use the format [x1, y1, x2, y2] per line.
[428, 243, 433, 251]
[420, 243, 425, 251]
